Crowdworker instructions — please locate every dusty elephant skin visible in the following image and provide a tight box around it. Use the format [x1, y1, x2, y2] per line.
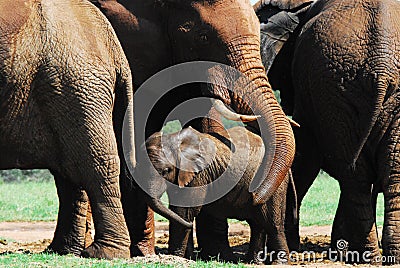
[256, 0, 400, 264]
[142, 127, 292, 264]
[0, 0, 135, 259]
[86, 0, 296, 258]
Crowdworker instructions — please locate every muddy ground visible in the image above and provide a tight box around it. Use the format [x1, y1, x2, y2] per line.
[0, 222, 374, 266]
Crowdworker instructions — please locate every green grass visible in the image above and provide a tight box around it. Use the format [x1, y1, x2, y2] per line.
[300, 172, 384, 227]
[0, 253, 246, 268]
[0, 181, 58, 221]
[0, 171, 385, 226]
[0, 171, 386, 267]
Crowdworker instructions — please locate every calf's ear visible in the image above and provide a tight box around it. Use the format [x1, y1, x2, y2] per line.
[175, 127, 216, 187]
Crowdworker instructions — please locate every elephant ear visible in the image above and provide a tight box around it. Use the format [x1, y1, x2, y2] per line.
[253, 0, 314, 115]
[175, 127, 215, 188]
[254, 0, 314, 15]
[254, 0, 315, 73]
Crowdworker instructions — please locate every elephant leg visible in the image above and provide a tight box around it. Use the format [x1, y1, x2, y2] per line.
[331, 181, 380, 264]
[285, 122, 322, 250]
[81, 171, 130, 259]
[184, 109, 233, 262]
[265, 175, 290, 264]
[246, 220, 266, 264]
[120, 180, 155, 256]
[46, 171, 88, 255]
[195, 210, 234, 262]
[168, 205, 197, 258]
[84, 201, 94, 248]
[72, 123, 129, 258]
[379, 132, 400, 264]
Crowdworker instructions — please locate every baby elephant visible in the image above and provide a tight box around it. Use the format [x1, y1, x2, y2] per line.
[144, 126, 293, 264]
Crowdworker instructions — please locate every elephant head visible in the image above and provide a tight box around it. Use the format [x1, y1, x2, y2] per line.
[137, 127, 218, 228]
[94, 0, 296, 205]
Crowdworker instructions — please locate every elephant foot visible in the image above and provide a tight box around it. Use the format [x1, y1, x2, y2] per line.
[245, 251, 289, 265]
[198, 248, 239, 263]
[268, 253, 290, 265]
[271, 258, 290, 265]
[45, 241, 83, 256]
[245, 253, 264, 265]
[81, 242, 130, 259]
[131, 240, 156, 256]
[331, 237, 382, 264]
[382, 248, 400, 265]
[285, 226, 300, 251]
[199, 247, 237, 263]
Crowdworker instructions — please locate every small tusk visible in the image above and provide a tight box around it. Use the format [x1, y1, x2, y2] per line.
[288, 117, 300, 127]
[211, 99, 260, 122]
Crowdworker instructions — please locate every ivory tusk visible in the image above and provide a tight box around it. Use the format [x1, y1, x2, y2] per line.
[288, 117, 300, 127]
[211, 99, 260, 122]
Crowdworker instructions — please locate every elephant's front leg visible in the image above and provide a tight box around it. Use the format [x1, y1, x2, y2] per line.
[265, 176, 290, 264]
[168, 205, 197, 259]
[184, 109, 234, 262]
[46, 171, 89, 255]
[246, 220, 267, 264]
[331, 181, 380, 264]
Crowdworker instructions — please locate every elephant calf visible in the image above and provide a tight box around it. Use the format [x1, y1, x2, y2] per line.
[142, 126, 293, 264]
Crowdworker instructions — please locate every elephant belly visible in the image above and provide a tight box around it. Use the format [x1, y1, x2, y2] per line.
[203, 192, 254, 221]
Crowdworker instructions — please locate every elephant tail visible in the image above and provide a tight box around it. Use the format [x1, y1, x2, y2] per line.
[351, 77, 388, 169]
[287, 169, 298, 224]
[114, 65, 136, 176]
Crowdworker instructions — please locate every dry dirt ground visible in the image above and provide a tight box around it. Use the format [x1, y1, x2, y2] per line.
[0, 221, 378, 267]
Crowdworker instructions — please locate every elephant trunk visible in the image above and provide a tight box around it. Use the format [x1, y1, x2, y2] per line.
[224, 36, 295, 204]
[143, 193, 193, 229]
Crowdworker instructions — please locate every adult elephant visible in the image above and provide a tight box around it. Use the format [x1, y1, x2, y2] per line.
[256, 0, 400, 264]
[0, 0, 136, 259]
[89, 0, 296, 258]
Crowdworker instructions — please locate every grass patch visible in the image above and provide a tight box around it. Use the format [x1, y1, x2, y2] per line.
[0, 253, 246, 268]
[0, 172, 385, 226]
[300, 172, 384, 227]
[0, 181, 58, 221]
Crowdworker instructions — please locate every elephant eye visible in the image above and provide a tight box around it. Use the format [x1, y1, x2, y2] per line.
[198, 33, 209, 45]
[161, 167, 172, 177]
[178, 21, 194, 33]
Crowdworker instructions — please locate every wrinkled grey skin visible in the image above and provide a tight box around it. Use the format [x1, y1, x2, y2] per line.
[85, 0, 296, 259]
[0, 0, 135, 259]
[256, 0, 400, 264]
[142, 127, 291, 264]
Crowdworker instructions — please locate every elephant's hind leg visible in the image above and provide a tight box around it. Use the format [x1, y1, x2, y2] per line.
[196, 211, 235, 262]
[53, 109, 130, 259]
[80, 154, 130, 259]
[46, 171, 88, 256]
[379, 124, 400, 264]
[331, 178, 380, 264]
